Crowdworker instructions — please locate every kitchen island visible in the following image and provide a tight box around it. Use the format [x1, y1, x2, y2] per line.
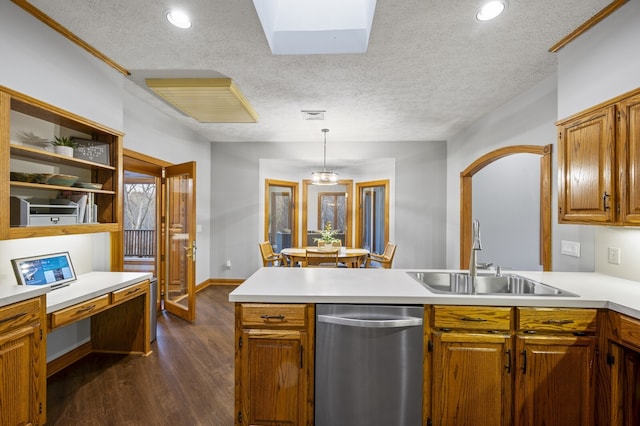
[230, 267, 640, 426]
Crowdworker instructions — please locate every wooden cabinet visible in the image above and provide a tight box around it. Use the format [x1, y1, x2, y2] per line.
[426, 306, 598, 426]
[514, 308, 597, 426]
[597, 311, 640, 425]
[557, 87, 640, 225]
[235, 303, 314, 426]
[0, 85, 123, 239]
[428, 306, 513, 426]
[0, 295, 47, 426]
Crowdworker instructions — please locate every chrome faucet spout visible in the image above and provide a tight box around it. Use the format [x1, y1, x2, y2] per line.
[469, 219, 482, 292]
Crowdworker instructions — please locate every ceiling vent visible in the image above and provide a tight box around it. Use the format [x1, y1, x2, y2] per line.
[145, 78, 259, 123]
[302, 110, 326, 121]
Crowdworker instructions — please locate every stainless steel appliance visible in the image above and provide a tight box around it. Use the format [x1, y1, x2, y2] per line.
[315, 304, 424, 426]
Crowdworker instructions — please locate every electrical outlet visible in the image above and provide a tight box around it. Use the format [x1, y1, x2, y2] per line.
[608, 247, 621, 265]
[561, 240, 581, 258]
[225, 259, 232, 270]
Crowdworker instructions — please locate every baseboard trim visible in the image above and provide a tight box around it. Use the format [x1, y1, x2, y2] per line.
[196, 278, 244, 292]
[47, 341, 92, 377]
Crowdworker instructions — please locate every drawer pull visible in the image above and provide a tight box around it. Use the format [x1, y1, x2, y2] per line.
[0, 312, 26, 323]
[461, 316, 487, 322]
[542, 319, 574, 325]
[76, 304, 97, 314]
[125, 288, 141, 296]
[260, 314, 285, 321]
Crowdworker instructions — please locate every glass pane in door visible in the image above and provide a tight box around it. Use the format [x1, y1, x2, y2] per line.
[357, 181, 388, 253]
[123, 171, 157, 277]
[269, 186, 293, 252]
[164, 162, 196, 322]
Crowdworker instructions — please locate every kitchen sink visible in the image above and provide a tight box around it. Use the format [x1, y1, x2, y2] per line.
[407, 271, 578, 297]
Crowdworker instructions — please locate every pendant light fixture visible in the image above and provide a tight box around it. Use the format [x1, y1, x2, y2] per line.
[311, 128, 339, 185]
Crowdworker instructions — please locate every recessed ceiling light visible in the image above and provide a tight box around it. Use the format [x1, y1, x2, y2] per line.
[166, 9, 192, 29]
[476, 1, 507, 21]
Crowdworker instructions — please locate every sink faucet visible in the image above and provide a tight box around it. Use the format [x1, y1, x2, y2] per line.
[469, 219, 482, 285]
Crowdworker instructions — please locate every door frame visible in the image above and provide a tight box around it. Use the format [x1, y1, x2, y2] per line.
[459, 144, 552, 271]
[355, 179, 390, 251]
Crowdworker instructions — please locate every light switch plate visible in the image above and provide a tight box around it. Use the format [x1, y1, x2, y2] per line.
[561, 240, 581, 257]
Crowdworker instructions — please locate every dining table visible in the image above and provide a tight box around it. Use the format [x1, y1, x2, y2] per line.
[280, 247, 369, 268]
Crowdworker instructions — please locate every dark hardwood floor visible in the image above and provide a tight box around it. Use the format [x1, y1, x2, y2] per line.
[46, 285, 236, 425]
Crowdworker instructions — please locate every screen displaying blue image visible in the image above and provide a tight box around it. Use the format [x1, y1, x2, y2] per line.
[12, 252, 76, 288]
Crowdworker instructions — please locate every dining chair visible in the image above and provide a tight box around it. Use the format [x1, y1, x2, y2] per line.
[259, 241, 284, 267]
[304, 247, 340, 268]
[365, 242, 397, 269]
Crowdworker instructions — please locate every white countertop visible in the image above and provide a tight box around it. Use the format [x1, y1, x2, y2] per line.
[46, 271, 152, 313]
[229, 267, 640, 319]
[0, 284, 49, 308]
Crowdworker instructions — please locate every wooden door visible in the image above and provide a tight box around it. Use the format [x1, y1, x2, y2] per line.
[618, 93, 640, 224]
[163, 161, 196, 322]
[239, 329, 310, 425]
[431, 331, 512, 426]
[515, 334, 596, 426]
[557, 106, 616, 223]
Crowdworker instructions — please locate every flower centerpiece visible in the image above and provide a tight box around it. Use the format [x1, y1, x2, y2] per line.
[314, 222, 341, 247]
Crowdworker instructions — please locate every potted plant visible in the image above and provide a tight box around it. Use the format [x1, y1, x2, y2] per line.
[50, 136, 77, 157]
[314, 222, 341, 248]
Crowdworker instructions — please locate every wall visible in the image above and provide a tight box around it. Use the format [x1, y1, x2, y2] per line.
[211, 140, 447, 278]
[557, 0, 640, 281]
[0, 2, 212, 360]
[122, 89, 212, 285]
[445, 74, 592, 271]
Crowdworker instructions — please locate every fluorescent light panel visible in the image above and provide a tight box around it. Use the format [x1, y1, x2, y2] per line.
[145, 78, 259, 123]
[252, 0, 377, 55]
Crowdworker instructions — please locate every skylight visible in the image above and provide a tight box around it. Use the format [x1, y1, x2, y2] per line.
[252, 0, 377, 55]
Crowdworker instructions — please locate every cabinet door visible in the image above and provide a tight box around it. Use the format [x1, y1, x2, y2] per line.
[239, 329, 310, 426]
[431, 331, 512, 426]
[515, 335, 596, 426]
[0, 324, 42, 426]
[557, 106, 616, 223]
[618, 93, 640, 224]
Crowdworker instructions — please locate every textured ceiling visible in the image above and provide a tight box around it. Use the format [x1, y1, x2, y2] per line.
[27, 0, 611, 143]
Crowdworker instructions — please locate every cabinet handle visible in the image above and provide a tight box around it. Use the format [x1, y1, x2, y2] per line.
[520, 350, 527, 374]
[260, 314, 285, 321]
[603, 192, 610, 211]
[505, 349, 511, 374]
[0, 312, 27, 323]
[542, 319, 574, 325]
[76, 304, 97, 314]
[460, 316, 487, 322]
[125, 287, 141, 296]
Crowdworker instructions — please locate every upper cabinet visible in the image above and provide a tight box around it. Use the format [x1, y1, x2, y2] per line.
[557, 88, 640, 225]
[0, 86, 123, 239]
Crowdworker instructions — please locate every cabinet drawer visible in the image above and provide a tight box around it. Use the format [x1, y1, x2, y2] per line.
[618, 313, 640, 349]
[433, 306, 511, 331]
[0, 297, 41, 334]
[517, 308, 597, 333]
[49, 294, 110, 329]
[241, 304, 308, 328]
[112, 280, 148, 305]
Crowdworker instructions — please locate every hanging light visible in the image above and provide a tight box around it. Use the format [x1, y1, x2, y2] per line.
[311, 128, 339, 185]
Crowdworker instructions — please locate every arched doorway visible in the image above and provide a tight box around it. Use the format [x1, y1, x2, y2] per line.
[460, 144, 552, 271]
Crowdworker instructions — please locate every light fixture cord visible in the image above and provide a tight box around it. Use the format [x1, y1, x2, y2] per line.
[322, 128, 329, 171]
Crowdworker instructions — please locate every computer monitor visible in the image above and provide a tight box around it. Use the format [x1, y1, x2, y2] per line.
[11, 251, 76, 289]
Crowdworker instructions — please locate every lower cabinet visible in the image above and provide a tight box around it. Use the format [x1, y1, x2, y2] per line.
[235, 303, 314, 426]
[428, 305, 512, 426]
[426, 305, 598, 426]
[598, 310, 640, 425]
[514, 334, 596, 426]
[0, 295, 47, 426]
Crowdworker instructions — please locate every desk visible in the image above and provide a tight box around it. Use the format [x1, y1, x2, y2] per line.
[281, 247, 369, 268]
[46, 271, 152, 376]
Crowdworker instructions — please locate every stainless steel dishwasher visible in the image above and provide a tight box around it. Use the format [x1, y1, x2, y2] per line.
[315, 304, 424, 426]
